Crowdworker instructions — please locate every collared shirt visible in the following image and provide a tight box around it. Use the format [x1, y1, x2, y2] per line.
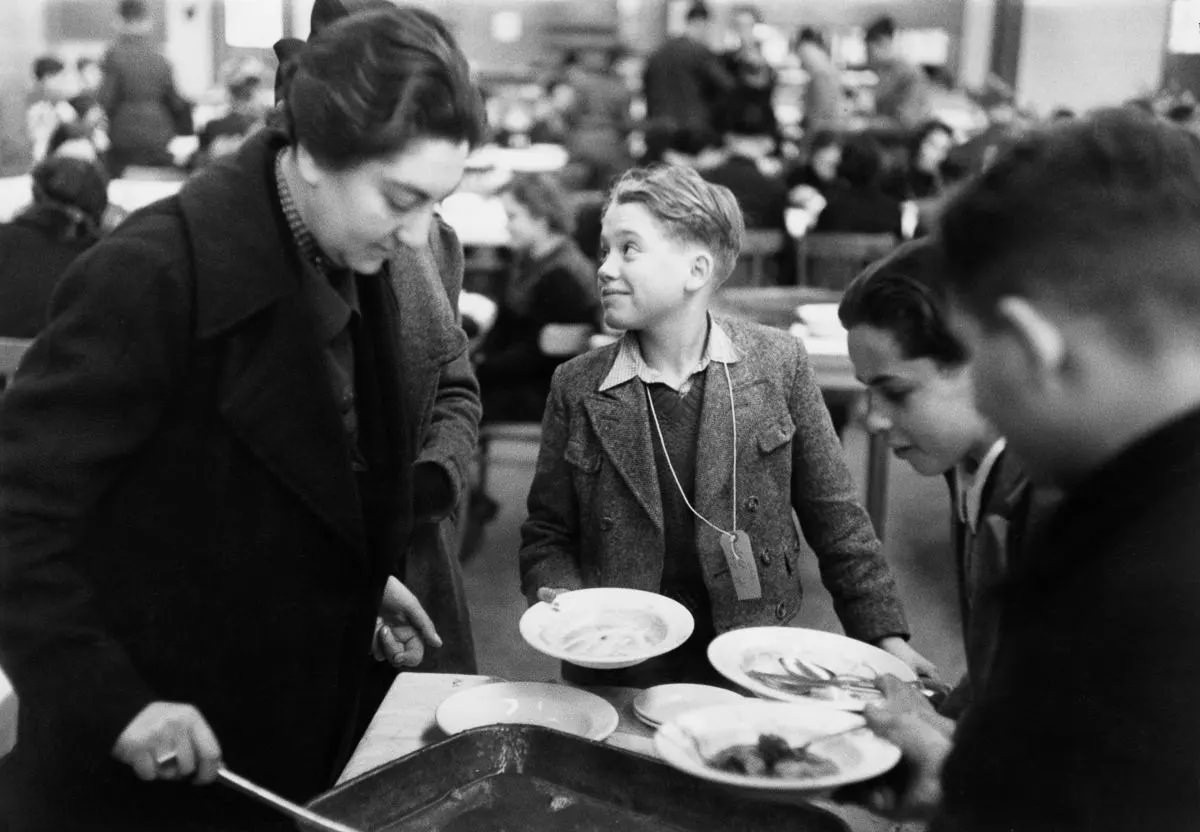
[956, 437, 1007, 534]
[274, 148, 366, 470]
[598, 317, 740, 395]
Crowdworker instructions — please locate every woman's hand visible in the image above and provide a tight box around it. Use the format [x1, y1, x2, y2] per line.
[374, 576, 442, 668]
[112, 702, 222, 784]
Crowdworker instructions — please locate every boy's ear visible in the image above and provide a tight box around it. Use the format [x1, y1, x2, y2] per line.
[995, 296, 1066, 382]
[686, 249, 716, 291]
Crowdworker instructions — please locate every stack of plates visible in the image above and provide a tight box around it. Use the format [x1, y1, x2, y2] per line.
[632, 683, 743, 729]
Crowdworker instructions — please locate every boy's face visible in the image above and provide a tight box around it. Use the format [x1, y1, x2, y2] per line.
[597, 201, 705, 332]
[848, 324, 993, 475]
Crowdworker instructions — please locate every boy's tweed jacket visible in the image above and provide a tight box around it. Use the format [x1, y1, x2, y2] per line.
[520, 316, 909, 642]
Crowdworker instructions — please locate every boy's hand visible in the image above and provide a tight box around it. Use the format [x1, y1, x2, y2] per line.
[875, 636, 939, 680]
[834, 675, 953, 820]
[374, 576, 442, 668]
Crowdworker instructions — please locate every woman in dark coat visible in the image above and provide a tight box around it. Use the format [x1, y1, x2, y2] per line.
[0, 7, 486, 830]
[0, 156, 107, 338]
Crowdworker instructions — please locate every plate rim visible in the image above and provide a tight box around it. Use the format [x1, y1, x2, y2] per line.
[653, 700, 901, 793]
[706, 626, 918, 712]
[519, 588, 696, 669]
[434, 681, 620, 742]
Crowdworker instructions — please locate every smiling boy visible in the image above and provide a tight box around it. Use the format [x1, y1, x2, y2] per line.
[519, 164, 930, 687]
[839, 238, 1055, 716]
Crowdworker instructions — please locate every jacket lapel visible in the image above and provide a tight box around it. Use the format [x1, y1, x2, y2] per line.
[583, 381, 663, 531]
[177, 129, 365, 551]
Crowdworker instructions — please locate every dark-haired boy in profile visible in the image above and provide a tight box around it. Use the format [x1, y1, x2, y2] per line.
[850, 107, 1200, 832]
[839, 238, 1055, 719]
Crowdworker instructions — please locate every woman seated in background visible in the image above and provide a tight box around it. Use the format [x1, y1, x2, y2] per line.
[0, 156, 107, 338]
[475, 172, 601, 423]
[815, 134, 903, 237]
[786, 129, 842, 198]
[886, 119, 955, 202]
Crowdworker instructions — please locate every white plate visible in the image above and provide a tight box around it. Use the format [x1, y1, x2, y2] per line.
[655, 700, 899, 798]
[435, 682, 619, 742]
[707, 627, 917, 712]
[633, 684, 744, 727]
[519, 588, 694, 670]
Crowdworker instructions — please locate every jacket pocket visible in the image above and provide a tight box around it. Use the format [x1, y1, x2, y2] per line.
[564, 439, 601, 473]
[758, 420, 796, 454]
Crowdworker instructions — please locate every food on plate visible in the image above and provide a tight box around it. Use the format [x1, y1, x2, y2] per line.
[708, 733, 839, 779]
[544, 609, 668, 659]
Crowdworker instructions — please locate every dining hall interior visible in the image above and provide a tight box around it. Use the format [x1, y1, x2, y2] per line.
[2, 0, 1200, 830]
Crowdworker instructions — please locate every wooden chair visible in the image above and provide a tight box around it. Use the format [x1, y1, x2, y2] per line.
[795, 232, 898, 290]
[727, 229, 787, 288]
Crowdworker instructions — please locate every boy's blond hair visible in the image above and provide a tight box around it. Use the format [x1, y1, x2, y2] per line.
[606, 164, 745, 285]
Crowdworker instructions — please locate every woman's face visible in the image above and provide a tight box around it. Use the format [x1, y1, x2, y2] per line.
[297, 137, 468, 274]
[501, 192, 549, 252]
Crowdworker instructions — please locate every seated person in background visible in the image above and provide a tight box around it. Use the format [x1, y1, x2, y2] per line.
[703, 114, 788, 231]
[475, 172, 600, 424]
[786, 129, 842, 198]
[520, 164, 932, 688]
[839, 238, 1056, 719]
[45, 123, 129, 234]
[886, 120, 955, 202]
[849, 108, 1200, 832]
[194, 59, 267, 167]
[816, 135, 903, 237]
[26, 55, 79, 163]
[0, 156, 107, 339]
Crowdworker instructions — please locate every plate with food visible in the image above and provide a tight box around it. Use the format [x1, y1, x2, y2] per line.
[435, 682, 619, 742]
[707, 627, 918, 711]
[654, 700, 899, 798]
[519, 588, 694, 670]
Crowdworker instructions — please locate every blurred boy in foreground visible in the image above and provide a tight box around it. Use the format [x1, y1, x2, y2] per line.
[851, 108, 1200, 831]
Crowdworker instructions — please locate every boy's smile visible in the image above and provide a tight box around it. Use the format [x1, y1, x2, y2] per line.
[597, 202, 700, 332]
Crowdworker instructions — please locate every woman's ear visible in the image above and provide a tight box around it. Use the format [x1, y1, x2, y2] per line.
[996, 296, 1067, 383]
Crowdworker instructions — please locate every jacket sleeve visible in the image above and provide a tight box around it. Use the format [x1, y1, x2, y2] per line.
[785, 339, 910, 642]
[518, 366, 585, 604]
[0, 221, 191, 757]
[411, 218, 481, 523]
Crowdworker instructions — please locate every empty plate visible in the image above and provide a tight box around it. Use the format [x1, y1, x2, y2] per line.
[633, 684, 743, 727]
[435, 682, 619, 742]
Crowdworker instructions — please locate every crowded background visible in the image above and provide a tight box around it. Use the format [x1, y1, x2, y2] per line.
[3, 1, 1200, 830]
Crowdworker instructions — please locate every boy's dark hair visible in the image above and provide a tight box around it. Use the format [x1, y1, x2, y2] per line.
[686, 2, 711, 23]
[937, 107, 1200, 351]
[502, 172, 575, 236]
[839, 238, 968, 367]
[839, 135, 884, 188]
[865, 16, 896, 45]
[118, 0, 148, 23]
[282, 5, 486, 170]
[33, 56, 64, 82]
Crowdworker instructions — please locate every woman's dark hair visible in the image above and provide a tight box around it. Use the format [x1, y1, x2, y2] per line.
[839, 237, 968, 366]
[282, 5, 486, 170]
[502, 172, 574, 236]
[23, 156, 108, 242]
[795, 27, 827, 51]
[838, 135, 884, 188]
[865, 15, 896, 45]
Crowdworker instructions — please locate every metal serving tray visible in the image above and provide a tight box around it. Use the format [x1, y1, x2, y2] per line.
[306, 725, 849, 832]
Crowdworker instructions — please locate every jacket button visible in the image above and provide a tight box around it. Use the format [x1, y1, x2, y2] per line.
[600, 516, 613, 531]
[759, 551, 772, 567]
[745, 496, 759, 512]
[774, 601, 788, 620]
